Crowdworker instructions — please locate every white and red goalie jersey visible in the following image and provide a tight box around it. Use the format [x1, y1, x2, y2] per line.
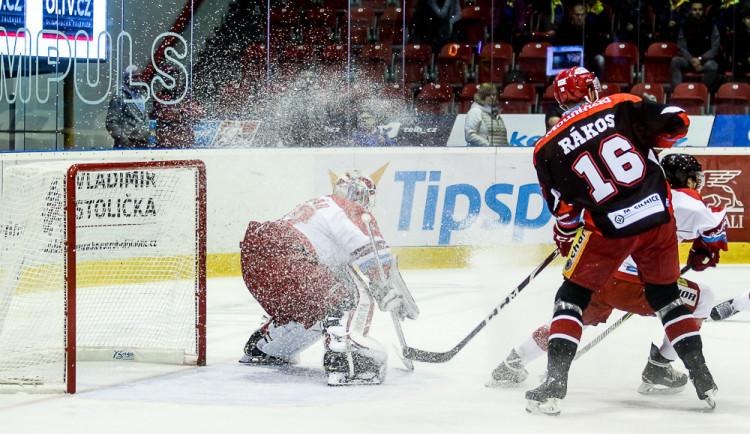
[282, 194, 392, 277]
[617, 188, 727, 279]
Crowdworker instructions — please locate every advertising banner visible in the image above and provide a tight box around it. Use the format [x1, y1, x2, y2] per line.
[696, 154, 749, 241]
[317, 150, 552, 246]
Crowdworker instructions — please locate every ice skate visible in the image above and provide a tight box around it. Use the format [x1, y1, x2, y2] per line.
[688, 363, 718, 409]
[710, 299, 739, 321]
[486, 349, 528, 387]
[324, 350, 386, 386]
[682, 350, 718, 409]
[238, 329, 289, 365]
[525, 375, 567, 416]
[638, 344, 688, 395]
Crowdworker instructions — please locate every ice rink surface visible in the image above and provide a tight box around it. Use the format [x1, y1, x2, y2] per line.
[1, 253, 749, 434]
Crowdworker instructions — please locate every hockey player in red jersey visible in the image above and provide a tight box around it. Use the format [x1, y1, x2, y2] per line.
[238, 167, 419, 386]
[528, 66, 718, 414]
[489, 153, 727, 396]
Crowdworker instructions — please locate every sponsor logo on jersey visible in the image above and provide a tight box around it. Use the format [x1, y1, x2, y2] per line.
[607, 193, 665, 229]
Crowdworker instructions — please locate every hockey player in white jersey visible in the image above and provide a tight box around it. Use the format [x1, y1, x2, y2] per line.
[489, 153, 727, 397]
[238, 167, 418, 386]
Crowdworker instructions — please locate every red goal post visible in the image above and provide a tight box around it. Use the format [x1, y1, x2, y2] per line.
[0, 160, 206, 393]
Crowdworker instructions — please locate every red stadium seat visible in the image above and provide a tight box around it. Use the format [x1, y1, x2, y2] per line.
[598, 82, 621, 98]
[377, 6, 410, 45]
[415, 83, 455, 114]
[456, 83, 483, 113]
[267, 7, 299, 50]
[435, 43, 475, 84]
[396, 43, 433, 85]
[516, 42, 552, 87]
[669, 82, 709, 115]
[240, 44, 273, 83]
[277, 44, 317, 81]
[454, 6, 491, 43]
[378, 82, 413, 104]
[499, 82, 536, 114]
[714, 82, 750, 115]
[630, 82, 665, 103]
[318, 44, 350, 79]
[643, 42, 680, 87]
[356, 44, 393, 84]
[603, 42, 639, 88]
[341, 7, 375, 45]
[477, 42, 514, 84]
[302, 7, 337, 45]
[538, 83, 558, 113]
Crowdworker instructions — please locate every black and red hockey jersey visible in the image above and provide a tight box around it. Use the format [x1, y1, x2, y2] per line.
[533, 93, 690, 237]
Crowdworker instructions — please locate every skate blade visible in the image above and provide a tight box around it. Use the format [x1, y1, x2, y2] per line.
[485, 378, 525, 388]
[702, 388, 717, 409]
[525, 398, 561, 416]
[637, 382, 686, 395]
[238, 353, 289, 365]
[327, 372, 383, 386]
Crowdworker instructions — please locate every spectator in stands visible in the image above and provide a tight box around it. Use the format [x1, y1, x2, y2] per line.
[106, 65, 152, 149]
[552, 2, 608, 77]
[151, 64, 204, 148]
[730, 10, 750, 81]
[656, 0, 692, 42]
[710, 0, 746, 65]
[671, 1, 721, 92]
[350, 110, 395, 147]
[492, 0, 533, 51]
[464, 83, 508, 146]
[531, 0, 565, 38]
[411, 0, 462, 53]
[612, 0, 655, 51]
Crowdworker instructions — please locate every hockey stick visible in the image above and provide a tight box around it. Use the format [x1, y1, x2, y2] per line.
[403, 249, 561, 363]
[361, 213, 414, 371]
[573, 264, 693, 361]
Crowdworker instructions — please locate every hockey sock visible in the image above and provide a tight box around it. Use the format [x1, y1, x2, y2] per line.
[645, 282, 700, 344]
[658, 334, 678, 361]
[547, 339, 577, 383]
[548, 280, 592, 346]
[516, 329, 549, 365]
[733, 290, 750, 311]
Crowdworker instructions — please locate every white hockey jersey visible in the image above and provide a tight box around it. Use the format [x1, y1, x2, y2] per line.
[617, 188, 727, 278]
[282, 194, 392, 275]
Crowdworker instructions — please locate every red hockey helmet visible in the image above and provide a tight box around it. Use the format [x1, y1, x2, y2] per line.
[553, 67, 602, 106]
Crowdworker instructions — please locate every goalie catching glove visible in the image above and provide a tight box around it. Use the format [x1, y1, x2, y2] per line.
[369, 256, 419, 321]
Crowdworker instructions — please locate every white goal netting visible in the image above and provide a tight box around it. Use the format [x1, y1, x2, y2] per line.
[0, 161, 206, 392]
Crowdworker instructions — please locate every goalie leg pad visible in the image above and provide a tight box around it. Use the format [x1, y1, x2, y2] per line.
[323, 288, 387, 385]
[241, 320, 322, 364]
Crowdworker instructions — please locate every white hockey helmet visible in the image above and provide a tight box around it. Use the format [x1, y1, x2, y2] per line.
[333, 170, 377, 211]
[329, 164, 389, 212]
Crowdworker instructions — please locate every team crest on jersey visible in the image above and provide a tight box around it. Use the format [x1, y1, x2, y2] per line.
[563, 228, 590, 277]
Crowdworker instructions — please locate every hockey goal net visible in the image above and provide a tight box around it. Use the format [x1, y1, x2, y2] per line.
[0, 160, 206, 393]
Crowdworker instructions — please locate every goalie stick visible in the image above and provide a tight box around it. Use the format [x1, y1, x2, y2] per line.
[403, 249, 560, 363]
[573, 264, 693, 361]
[361, 213, 415, 371]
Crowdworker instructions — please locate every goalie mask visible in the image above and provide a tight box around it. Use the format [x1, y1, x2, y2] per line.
[553, 67, 602, 107]
[333, 170, 377, 211]
[661, 153, 704, 189]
